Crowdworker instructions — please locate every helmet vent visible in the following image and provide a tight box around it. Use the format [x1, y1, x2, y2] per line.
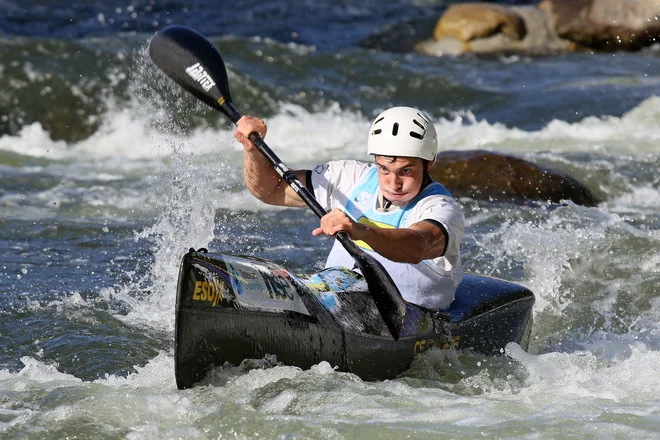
[392, 123, 399, 136]
[410, 117, 427, 139]
[372, 116, 385, 135]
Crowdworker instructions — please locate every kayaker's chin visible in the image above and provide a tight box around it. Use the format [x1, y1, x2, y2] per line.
[385, 190, 413, 206]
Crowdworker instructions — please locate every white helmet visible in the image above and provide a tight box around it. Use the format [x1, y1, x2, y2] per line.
[367, 106, 438, 161]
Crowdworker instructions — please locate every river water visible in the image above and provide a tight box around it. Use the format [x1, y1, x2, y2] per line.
[1, 1, 659, 438]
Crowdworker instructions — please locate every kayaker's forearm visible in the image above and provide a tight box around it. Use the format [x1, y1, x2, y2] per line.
[243, 149, 283, 204]
[355, 226, 441, 264]
[243, 150, 308, 207]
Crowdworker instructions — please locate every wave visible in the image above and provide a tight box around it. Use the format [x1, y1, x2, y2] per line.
[3, 95, 659, 162]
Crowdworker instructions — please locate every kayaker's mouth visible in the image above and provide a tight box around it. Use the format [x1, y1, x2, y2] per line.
[385, 190, 407, 199]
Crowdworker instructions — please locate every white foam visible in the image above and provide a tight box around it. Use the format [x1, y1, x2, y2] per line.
[604, 184, 660, 213]
[0, 356, 82, 387]
[477, 201, 660, 322]
[99, 352, 177, 388]
[257, 102, 371, 165]
[0, 122, 70, 159]
[2, 345, 659, 438]
[507, 341, 660, 403]
[438, 95, 660, 155]
[2, 94, 659, 168]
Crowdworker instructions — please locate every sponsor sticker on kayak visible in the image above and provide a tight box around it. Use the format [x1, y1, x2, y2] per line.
[223, 255, 309, 315]
[190, 263, 227, 307]
[413, 336, 460, 354]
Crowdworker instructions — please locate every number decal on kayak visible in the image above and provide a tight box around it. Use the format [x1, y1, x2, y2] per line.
[222, 255, 310, 316]
[263, 274, 295, 301]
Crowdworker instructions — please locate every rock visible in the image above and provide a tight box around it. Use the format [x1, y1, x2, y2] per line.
[415, 37, 467, 57]
[433, 3, 527, 43]
[417, 5, 573, 56]
[462, 32, 521, 54]
[431, 150, 598, 206]
[365, 0, 660, 56]
[539, 0, 660, 50]
[508, 6, 575, 54]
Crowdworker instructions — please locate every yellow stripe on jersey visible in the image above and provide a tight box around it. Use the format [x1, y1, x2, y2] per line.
[353, 217, 395, 250]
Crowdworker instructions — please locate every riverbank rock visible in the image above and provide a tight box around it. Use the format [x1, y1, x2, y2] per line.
[416, 4, 574, 56]
[431, 150, 598, 206]
[433, 3, 527, 43]
[413, 0, 660, 56]
[539, 0, 660, 51]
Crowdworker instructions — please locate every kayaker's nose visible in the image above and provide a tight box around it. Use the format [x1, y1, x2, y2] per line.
[384, 173, 402, 191]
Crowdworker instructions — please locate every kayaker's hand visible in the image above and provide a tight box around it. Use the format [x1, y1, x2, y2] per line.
[234, 115, 267, 151]
[313, 209, 364, 239]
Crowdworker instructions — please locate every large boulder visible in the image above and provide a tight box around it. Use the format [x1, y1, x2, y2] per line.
[539, 0, 660, 50]
[433, 3, 527, 43]
[431, 150, 598, 206]
[414, 0, 660, 56]
[417, 4, 573, 56]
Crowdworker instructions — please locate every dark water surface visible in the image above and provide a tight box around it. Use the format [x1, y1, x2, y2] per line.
[1, 1, 659, 438]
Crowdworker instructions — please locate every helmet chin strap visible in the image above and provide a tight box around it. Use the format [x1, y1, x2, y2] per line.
[422, 159, 433, 188]
[378, 192, 394, 212]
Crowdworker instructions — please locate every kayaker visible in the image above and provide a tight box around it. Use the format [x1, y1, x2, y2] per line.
[234, 106, 464, 310]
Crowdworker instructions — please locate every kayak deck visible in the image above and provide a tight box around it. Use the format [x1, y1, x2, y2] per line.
[174, 250, 535, 389]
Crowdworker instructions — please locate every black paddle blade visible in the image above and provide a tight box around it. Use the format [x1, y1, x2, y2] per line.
[148, 25, 236, 121]
[354, 252, 407, 339]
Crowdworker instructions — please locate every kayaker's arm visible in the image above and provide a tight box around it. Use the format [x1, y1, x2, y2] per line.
[312, 209, 447, 264]
[235, 115, 309, 207]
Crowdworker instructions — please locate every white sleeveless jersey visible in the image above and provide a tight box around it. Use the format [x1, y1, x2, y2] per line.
[310, 160, 464, 310]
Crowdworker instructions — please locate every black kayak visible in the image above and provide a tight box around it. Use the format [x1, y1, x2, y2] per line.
[174, 249, 535, 389]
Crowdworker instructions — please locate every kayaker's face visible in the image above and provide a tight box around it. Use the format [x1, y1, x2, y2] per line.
[375, 156, 430, 206]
